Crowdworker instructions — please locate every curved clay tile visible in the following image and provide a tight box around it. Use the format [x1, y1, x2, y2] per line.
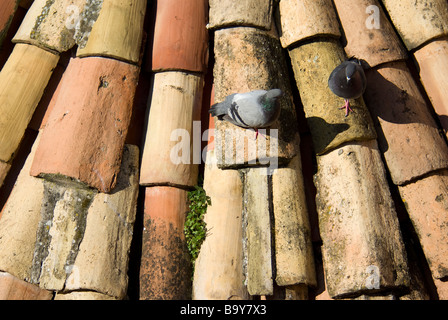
[13, 0, 87, 52]
[0, 272, 52, 300]
[272, 155, 316, 289]
[0, 134, 45, 281]
[0, 44, 58, 161]
[0, 0, 18, 47]
[193, 117, 248, 300]
[315, 140, 410, 298]
[381, 0, 448, 50]
[414, 40, 448, 136]
[363, 62, 448, 185]
[278, 0, 340, 48]
[332, 0, 407, 68]
[140, 72, 203, 187]
[151, 0, 208, 73]
[63, 145, 139, 299]
[139, 186, 192, 300]
[30, 57, 139, 193]
[76, 0, 146, 64]
[399, 171, 448, 281]
[208, 0, 272, 30]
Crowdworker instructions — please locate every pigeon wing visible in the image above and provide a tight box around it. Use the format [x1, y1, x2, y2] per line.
[223, 91, 268, 128]
[209, 93, 237, 118]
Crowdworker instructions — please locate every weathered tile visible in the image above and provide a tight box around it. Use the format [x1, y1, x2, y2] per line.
[64, 145, 139, 299]
[0, 0, 18, 46]
[30, 56, 139, 193]
[193, 149, 248, 300]
[314, 140, 410, 298]
[76, 0, 146, 64]
[151, 0, 208, 73]
[244, 167, 273, 296]
[32, 181, 96, 290]
[414, 39, 448, 136]
[140, 71, 203, 188]
[0, 160, 11, 189]
[208, 0, 272, 30]
[24, 145, 138, 294]
[289, 40, 376, 155]
[284, 284, 308, 300]
[433, 278, 448, 300]
[278, 0, 340, 48]
[12, 0, 88, 52]
[381, 0, 448, 50]
[397, 227, 431, 300]
[398, 170, 448, 280]
[364, 62, 448, 185]
[139, 186, 192, 300]
[352, 294, 396, 300]
[332, 0, 407, 67]
[0, 43, 58, 163]
[272, 155, 316, 287]
[54, 291, 117, 300]
[0, 134, 44, 281]
[0, 272, 52, 300]
[213, 27, 300, 168]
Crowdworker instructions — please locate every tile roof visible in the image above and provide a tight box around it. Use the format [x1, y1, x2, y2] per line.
[0, 0, 447, 300]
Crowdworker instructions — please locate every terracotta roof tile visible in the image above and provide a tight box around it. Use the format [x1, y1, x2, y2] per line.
[0, 0, 447, 300]
[0, 0, 18, 48]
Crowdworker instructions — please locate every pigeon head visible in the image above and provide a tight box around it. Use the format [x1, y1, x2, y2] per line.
[260, 89, 283, 111]
[328, 60, 366, 100]
[345, 63, 356, 82]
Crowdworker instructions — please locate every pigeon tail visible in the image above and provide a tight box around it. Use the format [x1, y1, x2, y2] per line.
[209, 94, 236, 118]
[209, 103, 222, 117]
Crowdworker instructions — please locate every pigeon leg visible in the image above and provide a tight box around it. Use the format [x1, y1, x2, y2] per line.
[253, 128, 267, 140]
[339, 99, 354, 117]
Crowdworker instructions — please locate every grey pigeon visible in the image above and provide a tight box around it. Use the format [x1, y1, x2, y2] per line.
[209, 89, 283, 138]
[328, 59, 367, 117]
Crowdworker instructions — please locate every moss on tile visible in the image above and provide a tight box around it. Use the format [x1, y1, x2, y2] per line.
[289, 39, 377, 154]
[184, 177, 211, 277]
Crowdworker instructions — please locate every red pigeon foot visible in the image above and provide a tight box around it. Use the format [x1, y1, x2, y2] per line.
[339, 99, 354, 117]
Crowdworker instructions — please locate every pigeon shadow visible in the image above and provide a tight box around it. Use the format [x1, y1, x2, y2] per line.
[362, 64, 446, 153]
[436, 115, 448, 135]
[363, 65, 439, 127]
[306, 117, 350, 154]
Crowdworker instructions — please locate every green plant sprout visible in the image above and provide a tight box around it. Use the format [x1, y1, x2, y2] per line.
[184, 176, 211, 275]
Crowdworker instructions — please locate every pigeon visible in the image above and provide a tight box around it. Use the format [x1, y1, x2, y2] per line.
[209, 89, 283, 138]
[328, 58, 367, 117]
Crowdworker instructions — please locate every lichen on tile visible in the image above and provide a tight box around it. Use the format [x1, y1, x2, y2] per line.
[74, 0, 103, 49]
[30, 0, 55, 41]
[28, 180, 96, 290]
